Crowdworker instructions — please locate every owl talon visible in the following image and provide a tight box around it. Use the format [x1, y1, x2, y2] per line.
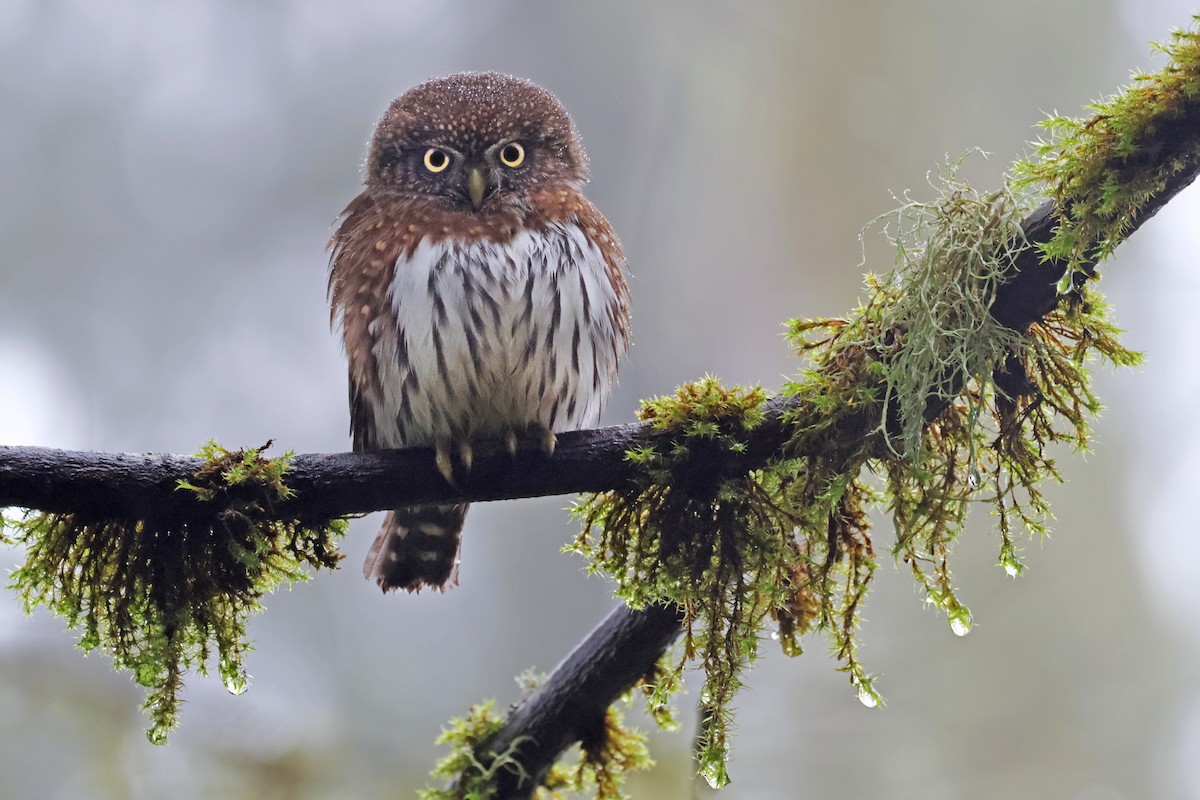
[532, 425, 557, 456]
[434, 439, 456, 486]
[504, 430, 519, 457]
[458, 440, 474, 474]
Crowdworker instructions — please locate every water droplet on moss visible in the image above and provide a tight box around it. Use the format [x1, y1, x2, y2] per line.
[950, 614, 972, 637]
[699, 758, 730, 789]
[968, 468, 981, 490]
[146, 724, 169, 745]
[220, 659, 249, 695]
[857, 686, 879, 708]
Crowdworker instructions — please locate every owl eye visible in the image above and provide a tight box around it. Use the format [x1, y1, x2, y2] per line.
[499, 142, 525, 168]
[423, 148, 451, 173]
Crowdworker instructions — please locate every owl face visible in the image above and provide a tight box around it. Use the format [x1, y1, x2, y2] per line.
[366, 72, 588, 213]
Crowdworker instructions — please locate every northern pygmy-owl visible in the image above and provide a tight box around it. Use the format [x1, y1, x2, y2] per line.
[328, 72, 631, 593]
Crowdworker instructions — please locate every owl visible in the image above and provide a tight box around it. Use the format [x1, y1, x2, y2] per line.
[328, 72, 631, 593]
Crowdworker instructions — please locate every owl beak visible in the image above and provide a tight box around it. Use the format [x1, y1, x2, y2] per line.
[467, 167, 487, 210]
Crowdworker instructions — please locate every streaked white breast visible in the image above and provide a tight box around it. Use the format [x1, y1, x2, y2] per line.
[368, 220, 623, 448]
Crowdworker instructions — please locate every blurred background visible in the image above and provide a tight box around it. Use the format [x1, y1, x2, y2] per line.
[1, 1, 1198, 798]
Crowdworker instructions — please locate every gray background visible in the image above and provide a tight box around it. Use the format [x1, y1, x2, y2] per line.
[2, 1, 1198, 798]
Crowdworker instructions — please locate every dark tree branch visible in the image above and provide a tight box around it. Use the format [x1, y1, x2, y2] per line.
[5, 173, 1198, 522]
[0, 394, 798, 522]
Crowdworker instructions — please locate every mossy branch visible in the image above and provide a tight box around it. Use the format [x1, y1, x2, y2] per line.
[429, 20, 1200, 796]
[5, 441, 346, 742]
[3, 16, 1200, 798]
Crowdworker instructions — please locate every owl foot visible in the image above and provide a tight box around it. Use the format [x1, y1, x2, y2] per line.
[504, 429, 519, 457]
[433, 438, 476, 486]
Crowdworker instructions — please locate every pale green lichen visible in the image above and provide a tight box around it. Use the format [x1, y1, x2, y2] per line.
[6, 441, 346, 743]
[866, 158, 1032, 458]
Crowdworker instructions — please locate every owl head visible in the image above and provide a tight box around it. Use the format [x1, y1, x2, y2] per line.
[365, 72, 588, 212]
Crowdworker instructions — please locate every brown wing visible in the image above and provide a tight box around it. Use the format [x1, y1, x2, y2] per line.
[328, 191, 408, 452]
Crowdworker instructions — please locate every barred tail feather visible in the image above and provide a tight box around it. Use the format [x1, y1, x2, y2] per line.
[363, 503, 468, 592]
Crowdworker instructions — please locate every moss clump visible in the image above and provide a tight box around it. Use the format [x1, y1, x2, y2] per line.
[1016, 16, 1200, 281]
[420, 700, 513, 800]
[6, 440, 345, 743]
[572, 377, 796, 787]
[422, 688, 652, 800]
[558, 700, 653, 800]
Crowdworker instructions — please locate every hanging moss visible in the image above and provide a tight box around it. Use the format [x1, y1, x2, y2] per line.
[6, 441, 346, 743]
[572, 377, 802, 787]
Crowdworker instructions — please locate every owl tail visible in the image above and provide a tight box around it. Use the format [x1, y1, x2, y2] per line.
[363, 503, 468, 592]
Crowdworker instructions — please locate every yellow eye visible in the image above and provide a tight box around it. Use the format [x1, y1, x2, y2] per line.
[499, 142, 525, 168]
[423, 148, 450, 173]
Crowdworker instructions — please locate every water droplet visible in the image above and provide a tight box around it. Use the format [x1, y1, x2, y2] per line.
[219, 659, 250, 695]
[1003, 562, 1020, 578]
[699, 759, 730, 789]
[770, 630, 780, 641]
[223, 673, 248, 695]
[857, 686, 879, 708]
[950, 614, 972, 637]
[967, 469, 981, 490]
[146, 724, 169, 746]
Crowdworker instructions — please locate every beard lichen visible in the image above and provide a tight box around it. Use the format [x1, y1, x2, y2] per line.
[5, 440, 345, 743]
[867, 160, 1032, 458]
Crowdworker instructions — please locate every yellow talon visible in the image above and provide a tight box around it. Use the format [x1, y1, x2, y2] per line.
[458, 440, 474, 473]
[504, 430, 519, 456]
[434, 438, 455, 486]
[534, 425, 557, 456]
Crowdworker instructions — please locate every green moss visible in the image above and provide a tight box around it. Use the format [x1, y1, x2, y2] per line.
[1015, 16, 1200, 280]
[420, 700, 515, 800]
[557, 701, 653, 800]
[572, 378, 795, 787]
[781, 155, 1139, 665]
[422, 690, 652, 800]
[6, 441, 346, 743]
